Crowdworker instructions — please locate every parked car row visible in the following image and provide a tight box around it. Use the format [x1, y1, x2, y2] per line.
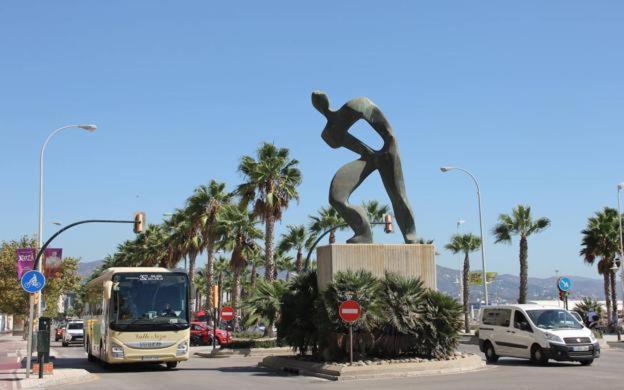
[190, 322, 231, 346]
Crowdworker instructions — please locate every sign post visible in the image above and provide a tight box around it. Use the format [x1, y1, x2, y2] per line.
[339, 300, 361, 364]
[21, 270, 45, 378]
[557, 277, 572, 310]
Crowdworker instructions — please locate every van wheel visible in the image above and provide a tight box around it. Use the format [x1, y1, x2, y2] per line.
[580, 359, 594, 366]
[484, 341, 499, 363]
[531, 345, 548, 365]
[62, 341, 68, 347]
[166, 362, 178, 369]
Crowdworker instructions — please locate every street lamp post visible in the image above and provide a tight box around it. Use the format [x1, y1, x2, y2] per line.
[441, 166, 489, 306]
[617, 183, 624, 339]
[27, 124, 96, 378]
[456, 219, 465, 302]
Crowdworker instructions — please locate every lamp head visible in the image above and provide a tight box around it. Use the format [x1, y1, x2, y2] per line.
[440, 166, 453, 173]
[618, 183, 624, 190]
[79, 124, 97, 132]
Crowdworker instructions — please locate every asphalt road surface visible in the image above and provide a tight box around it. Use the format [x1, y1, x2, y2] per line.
[50, 341, 624, 390]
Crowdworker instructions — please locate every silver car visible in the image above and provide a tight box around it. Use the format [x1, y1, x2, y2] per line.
[62, 320, 84, 347]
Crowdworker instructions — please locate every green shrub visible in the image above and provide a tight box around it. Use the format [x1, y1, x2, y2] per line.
[277, 271, 320, 355]
[415, 290, 462, 359]
[243, 279, 288, 337]
[374, 272, 425, 357]
[573, 297, 604, 325]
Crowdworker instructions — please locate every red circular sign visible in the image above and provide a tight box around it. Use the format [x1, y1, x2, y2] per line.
[220, 306, 235, 321]
[339, 300, 361, 323]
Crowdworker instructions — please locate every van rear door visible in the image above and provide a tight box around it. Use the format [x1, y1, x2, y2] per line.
[482, 308, 513, 356]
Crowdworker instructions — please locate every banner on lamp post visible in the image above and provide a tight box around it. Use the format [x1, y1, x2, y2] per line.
[43, 248, 63, 278]
[469, 271, 497, 286]
[16, 248, 36, 279]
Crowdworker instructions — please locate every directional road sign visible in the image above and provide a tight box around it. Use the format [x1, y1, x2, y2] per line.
[339, 300, 361, 323]
[558, 276, 572, 292]
[20, 270, 45, 293]
[220, 306, 235, 321]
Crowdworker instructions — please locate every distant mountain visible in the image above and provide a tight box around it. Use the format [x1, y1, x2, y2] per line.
[436, 264, 618, 304]
[78, 259, 104, 278]
[76, 260, 614, 303]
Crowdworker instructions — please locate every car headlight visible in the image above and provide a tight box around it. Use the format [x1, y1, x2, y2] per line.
[544, 332, 564, 343]
[111, 342, 124, 358]
[176, 341, 188, 356]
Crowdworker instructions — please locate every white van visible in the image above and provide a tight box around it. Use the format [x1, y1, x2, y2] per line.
[478, 305, 599, 365]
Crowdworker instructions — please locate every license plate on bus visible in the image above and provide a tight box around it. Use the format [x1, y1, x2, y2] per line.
[572, 346, 590, 352]
[142, 356, 160, 361]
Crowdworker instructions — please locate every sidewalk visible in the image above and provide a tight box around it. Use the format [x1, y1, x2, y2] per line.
[0, 333, 95, 389]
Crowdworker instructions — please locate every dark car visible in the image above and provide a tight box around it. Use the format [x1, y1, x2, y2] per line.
[190, 322, 231, 346]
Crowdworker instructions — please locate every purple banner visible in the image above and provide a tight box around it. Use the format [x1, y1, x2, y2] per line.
[16, 248, 36, 279]
[44, 248, 63, 278]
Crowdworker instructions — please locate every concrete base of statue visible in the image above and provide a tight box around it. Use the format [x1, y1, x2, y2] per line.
[316, 244, 437, 291]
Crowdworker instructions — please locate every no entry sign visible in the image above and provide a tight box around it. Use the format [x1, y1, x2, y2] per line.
[220, 306, 235, 321]
[339, 300, 361, 323]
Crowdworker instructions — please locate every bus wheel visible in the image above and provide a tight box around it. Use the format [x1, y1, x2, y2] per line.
[166, 362, 178, 369]
[87, 339, 95, 362]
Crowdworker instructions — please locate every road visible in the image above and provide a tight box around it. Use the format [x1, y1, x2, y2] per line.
[49, 341, 624, 390]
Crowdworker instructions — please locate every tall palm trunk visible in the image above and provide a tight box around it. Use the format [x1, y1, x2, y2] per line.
[463, 252, 470, 334]
[610, 268, 618, 328]
[295, 250, 302, 273]
[250, 261, 257, 291]
[265, 215, 275, 280]
[518, 235, 528, 304]
[188, 254, 197, 311]
[206, 238, 215, 312]
[231, 269, 241, 330]
[217, 272, 224, 309]
[603, 272, 612, 325]
[329, 230, 336, 244]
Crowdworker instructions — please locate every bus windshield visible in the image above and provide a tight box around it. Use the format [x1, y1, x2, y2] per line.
[110, 272, 189, 331]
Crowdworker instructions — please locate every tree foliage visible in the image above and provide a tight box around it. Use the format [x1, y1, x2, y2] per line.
[0, 236, 36, 315]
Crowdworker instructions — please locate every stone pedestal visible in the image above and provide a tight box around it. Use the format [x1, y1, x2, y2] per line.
[316, 244, 436, 291]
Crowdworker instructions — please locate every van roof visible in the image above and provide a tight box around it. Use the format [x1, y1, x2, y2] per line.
[482, 304, 563, 311]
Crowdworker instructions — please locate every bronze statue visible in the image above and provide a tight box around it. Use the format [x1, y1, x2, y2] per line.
[312, 91, 417, 244]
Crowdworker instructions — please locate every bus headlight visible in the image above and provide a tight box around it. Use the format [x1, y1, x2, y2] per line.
[176, 341, 188, 356]
[111, 343, 124, 358]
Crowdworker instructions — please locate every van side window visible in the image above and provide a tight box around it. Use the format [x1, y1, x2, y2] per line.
[514, 311, 532, 332]
[482, 309, 511, 327]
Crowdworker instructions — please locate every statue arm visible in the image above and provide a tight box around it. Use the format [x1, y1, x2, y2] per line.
[342, 133, 375, 157]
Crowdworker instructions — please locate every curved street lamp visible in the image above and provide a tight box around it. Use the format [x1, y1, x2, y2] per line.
[440, 166, 489, 305]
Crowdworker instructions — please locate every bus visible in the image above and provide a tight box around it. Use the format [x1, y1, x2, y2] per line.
[83, 267, 190, 368]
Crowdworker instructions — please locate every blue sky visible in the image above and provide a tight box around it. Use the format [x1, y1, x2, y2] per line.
[1, 1, 623, 280]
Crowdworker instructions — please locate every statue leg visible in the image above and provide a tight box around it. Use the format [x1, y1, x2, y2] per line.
[377, 152, 417, 244]
[329, 158, 376, 243]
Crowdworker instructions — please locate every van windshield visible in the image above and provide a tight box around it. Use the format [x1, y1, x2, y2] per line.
[526, 309, 583, 330]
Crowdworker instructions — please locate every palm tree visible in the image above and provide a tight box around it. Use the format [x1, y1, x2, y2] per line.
[362, 200, 390, 240]
[213, 255, 230, 309]
[243, 279, 288, 337]
[445, 233, 481, 333]
[492, 205, 550, 304]
[309, 206, 346, 244]
[580, 207, 622, 327]
[217, 203, 262, 329]
[278, 225, 310, 273]
[247, 249, 263, 293]
[274, 251, 294, 280]
[186, 180, 232, 312]
[237, 143, 302, 281]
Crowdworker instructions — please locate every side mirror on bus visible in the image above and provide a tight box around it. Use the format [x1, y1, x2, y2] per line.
[103, 281, 113, 300]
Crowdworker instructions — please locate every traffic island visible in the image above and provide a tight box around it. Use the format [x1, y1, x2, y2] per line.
[260, 352, 485, 381]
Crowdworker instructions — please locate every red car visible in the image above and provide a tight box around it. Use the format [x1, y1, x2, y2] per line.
[54, 324, 65, 342]
[190, 322, 231, 346]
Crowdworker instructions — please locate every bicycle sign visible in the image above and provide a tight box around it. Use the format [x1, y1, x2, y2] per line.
[20, 270, 45, 293]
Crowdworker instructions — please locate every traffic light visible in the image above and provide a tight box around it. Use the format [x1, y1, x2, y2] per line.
[133, 212, 145, 234]
[211, 285, 219, 308]
[384, 214, 393, 233]
[559, 290, 565, 301]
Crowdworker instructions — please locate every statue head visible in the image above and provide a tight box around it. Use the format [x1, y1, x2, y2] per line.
[311, 91, 330, 117]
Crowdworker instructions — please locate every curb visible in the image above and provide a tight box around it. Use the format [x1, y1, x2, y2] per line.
[13, 369, 97, 389]
[260, 354, 485, 381]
